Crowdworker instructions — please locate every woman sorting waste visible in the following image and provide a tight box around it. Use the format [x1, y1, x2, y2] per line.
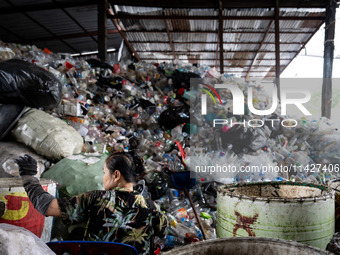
[15, 152, 169, 255]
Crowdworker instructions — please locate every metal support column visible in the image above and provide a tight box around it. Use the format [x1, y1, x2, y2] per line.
[322, 0, 337, 118]
[275, 0, 280, 99]
[219, 0, 224, 74]
[98, 0, 108, 61]
[164, 19, 176, 60]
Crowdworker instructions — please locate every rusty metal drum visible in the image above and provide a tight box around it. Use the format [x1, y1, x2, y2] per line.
[216, 182, 335, 250]
[162, 237, 333, 255]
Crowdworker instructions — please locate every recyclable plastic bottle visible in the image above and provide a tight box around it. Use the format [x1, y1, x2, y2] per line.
[180, 218, 203, 240]
[66, 116, 89, 137]
[164, 235, 185, 247]
[170, 203, 188, 221]
[167, 214, 199, 239]
[145, 158, 162, 172]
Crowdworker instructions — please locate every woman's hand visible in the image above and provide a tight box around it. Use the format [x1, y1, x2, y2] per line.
[15, 154, 37, 176]
[15, 154, 61, 217]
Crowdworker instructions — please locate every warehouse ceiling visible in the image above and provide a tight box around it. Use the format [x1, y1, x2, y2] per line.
[0, 0, 122, 56]
[0, 0, 338, 79]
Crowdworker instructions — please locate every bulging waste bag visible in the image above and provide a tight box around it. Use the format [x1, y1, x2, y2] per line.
[0, 59, 62, 110]
[11, 108, 83, 160]
[41, 154, 107, 197]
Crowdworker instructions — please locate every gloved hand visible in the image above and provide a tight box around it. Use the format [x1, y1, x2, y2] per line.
[15, 154, 54, 216]
[15, 154, 37, 176]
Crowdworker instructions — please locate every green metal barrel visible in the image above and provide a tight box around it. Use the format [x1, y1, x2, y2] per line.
[328, 178, 340, 232]
[162, 237, 333, 255]
[216, 182, 335, 249]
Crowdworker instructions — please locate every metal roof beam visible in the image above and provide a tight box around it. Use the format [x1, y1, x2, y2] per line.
[129, 41, 303, 45]
[25, 29, 119, 43]
[246, 20, 274, 78]
[139, 57, 292, 60]
[108, 10, 141, 61]
[280, 22, 324, 78]
[164, 19, 176, 59]
[109, 14, 325, 20]
[225, 65, 284, 67]
[219, 0, 224, 74]
[110, 0, 328, 9]
[135, 50, 298, 53]
[246, 76, 276, 78]
[124, 30, 315, 34]
[226, 71, 279, 73]
[0, 0, 98, 15]
[215, 34, 219, 68]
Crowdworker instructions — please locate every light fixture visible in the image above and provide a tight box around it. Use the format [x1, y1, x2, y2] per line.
[81, 50, 99, 55]
[70, 48, 116, 57]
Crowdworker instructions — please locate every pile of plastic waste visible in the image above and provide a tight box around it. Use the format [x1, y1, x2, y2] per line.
[187, 69, 339, 185]
[1, 40, 340, 252]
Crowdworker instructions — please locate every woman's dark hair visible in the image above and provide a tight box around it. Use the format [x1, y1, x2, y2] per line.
[105, 151, 145, 183]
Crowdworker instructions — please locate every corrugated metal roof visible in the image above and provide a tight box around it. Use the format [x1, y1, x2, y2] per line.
[0, 1, 122, 54]
[115, 6, 325, 78]
[0, 1, 328, 78]
[28, 10, 81, 36]
[223, 9, 274, 17]
[126, 32, 169, 42]
[66, 6, 117, 31]
[0, 13, 51, 39]
[10, 0, 50, 5]
[118, 6, 162, 14]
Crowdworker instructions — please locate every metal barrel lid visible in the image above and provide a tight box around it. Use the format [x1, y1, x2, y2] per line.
[217, 181, 334, 202]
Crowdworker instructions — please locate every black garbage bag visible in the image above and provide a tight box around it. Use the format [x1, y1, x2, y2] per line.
[0, 59, 62, 109]
[86, 58, 112, 69]
[139, 99, 156, 115]
[221, 125, 267, 154]
[172, 70, 201, 90]
[158, 105, 190, 130]
[0, 104, 26, 140]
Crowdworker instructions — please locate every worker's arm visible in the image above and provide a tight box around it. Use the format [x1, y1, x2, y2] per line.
[46, 199, 62, 217]
[16, 154, 100, 222]
[16, 154, 59, 216]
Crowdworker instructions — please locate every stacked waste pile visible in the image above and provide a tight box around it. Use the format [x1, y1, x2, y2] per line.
[1, 40, 340, 252]
[0, 41, 217, 251]
[188, 69, 339, 185]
